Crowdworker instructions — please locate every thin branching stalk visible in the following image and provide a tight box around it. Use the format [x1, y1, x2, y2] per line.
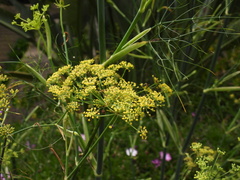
[161, 1, 196, 179]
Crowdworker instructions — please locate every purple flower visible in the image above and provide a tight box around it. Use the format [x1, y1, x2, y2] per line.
[0, 173, 11, 180]
[81, 134, 86, 141]
[151, 158, 161, 168]
[78, 146, 83, 153]
[126, 148, 138, 157]
[191, 112, 196, 117]
[151, 151, 172, 168]
[159, 151, 172, 161]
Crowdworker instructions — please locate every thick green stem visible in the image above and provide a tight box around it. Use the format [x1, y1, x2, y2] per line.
[97, 0, 106, 63]
[96, 0, 106, 179]
[96, 118, 105, 180]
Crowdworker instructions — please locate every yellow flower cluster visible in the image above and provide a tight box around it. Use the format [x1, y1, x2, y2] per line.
[12, 3, 49, 32]
[184, 142, 216, 170]
[190, 142, 216, 161]
[159, 83, 173, 96]
[153, 75, 172, 96]
[184, 154, 197, 169]
[0, 67, 19, 121]
[0, 142, 22, 167]
[138, 126, 148, 140]
[185, 142, 240, 179]
[47, 60, 172, 139]
[0, 124, 15, 137]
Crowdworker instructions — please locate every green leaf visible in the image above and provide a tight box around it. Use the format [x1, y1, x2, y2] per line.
[23, 63, 46, 85]
[102, 41, 148, 67]
[122, 28, 151, 49]
[215, 71, 240, 86]
[156, 109, 182, 153]
[204, 86, 240, 93]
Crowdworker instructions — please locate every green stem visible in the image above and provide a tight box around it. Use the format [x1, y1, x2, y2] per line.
[0, 137, 7, 171]
[97, 0, 106, 63]
[59, 5, 69, 65]
[63, 111, 69, 180]
[96, 118, 105, 180]
[67, 116, 116, 179]
[1, 108, 9, 125]
[69, 116, 107, 179]
[95, 0, 106, 179]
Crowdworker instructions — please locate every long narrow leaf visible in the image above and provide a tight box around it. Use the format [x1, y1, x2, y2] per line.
[102, 41, 148, 67]
[122, 28, 151, 49]
[204, 86, 240, 93]
[23, 63, 46, 85]
[157, 109, 182, 153]
[216, 71, 240, 86]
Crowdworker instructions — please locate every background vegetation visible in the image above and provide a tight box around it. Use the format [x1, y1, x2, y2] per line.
[0, 0, 240, 179]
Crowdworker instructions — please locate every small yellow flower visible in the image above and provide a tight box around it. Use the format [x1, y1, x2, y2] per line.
[0, 124, 15, 137]
[66, 101, 79, 111]
[191, 142, 202, 150]
[229, 94, 235, 99]
[159, 83, 173, 95]
[0, 67, 19, 121]
[138, 126, 148, 140]
[184, 153, 197, 169]
[83, 107, 100, 119]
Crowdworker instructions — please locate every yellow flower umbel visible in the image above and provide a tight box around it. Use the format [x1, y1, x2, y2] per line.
[0, 124, 15, 137]
[47, 60, 172, 139]
[184, 142, 240, 179]
[0, 67, 19, 170]
[0, 67, 19, 122]
[184, 142, 216, 170]
[12, 3, 49, 32]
